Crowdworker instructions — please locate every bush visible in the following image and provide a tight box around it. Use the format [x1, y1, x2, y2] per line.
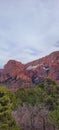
[0, 85, 21, 130]
[49, 107, 59, 129]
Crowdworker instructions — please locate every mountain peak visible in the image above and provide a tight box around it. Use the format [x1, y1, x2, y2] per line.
[0, 51, 59, 91]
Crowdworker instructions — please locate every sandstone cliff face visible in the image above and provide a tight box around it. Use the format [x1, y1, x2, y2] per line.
[0, 60, 32, 91]
[0, 51, 59, 91]
[25, 51, 59, 84]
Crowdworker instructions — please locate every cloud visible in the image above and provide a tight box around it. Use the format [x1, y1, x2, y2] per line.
[24, 47, 42, 56]
[54, 41, 59, 47]
[0, 0, 59, 67]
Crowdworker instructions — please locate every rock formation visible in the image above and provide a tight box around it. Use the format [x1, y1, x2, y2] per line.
[0, 51, 59, 91]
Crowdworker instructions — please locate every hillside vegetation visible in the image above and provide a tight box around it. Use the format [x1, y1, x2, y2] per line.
[0, 85, 20, 130]
[0, 78, 59, 130]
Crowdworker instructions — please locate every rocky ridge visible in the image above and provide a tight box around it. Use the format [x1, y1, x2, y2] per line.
[0, 51, 59, 91]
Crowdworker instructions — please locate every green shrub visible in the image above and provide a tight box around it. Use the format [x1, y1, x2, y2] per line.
[0, 85, 21, 130]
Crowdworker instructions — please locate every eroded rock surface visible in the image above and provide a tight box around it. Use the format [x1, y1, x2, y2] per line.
[0, 51, 59, 91]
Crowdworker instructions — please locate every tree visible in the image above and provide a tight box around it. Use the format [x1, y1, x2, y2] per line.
[0, 85, 20, 130]
[49, 107, 59, 129]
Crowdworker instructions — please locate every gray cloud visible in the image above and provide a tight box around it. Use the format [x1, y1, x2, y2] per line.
[24, 47, 42, 56]
[0, 0, 59, 67]
[54, 41, 59, 47]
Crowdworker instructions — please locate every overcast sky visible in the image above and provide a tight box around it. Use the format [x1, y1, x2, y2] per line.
[0, 0, 59, 68]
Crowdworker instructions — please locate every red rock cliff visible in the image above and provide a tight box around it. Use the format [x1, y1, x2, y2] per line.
[0, 51, 59, 91]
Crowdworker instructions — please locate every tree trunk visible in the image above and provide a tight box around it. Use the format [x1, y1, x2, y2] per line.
[42, 117, 46, 130]
[53, 125, 55, 130]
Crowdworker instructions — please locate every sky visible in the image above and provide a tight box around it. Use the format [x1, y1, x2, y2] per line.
[0, 0, 59, 68]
